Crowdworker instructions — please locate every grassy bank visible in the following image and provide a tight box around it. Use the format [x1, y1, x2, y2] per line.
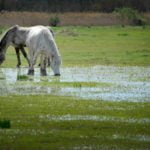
[0, 26, 150, 67]
[0, 95, 150, 150]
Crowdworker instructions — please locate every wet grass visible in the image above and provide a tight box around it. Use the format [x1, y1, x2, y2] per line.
[17, 75, 29, 81]
[33, 81, 110, 88]
[0, 26, 150, 67]
[0, 95, 150, 150]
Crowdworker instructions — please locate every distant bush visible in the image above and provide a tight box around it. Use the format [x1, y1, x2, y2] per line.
[115, 7, 145, 26]
[49, 16, 60, 27]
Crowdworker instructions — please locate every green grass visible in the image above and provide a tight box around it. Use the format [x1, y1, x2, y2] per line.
[17, 75, 29, 81]
[56, 26, 150, 66]
[0, 95, 150, 150]
[33, 81, 110, 88]
[0, 26, 150, 67]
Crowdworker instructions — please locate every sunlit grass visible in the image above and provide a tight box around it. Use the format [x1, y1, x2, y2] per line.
[55, 26, 150, 66]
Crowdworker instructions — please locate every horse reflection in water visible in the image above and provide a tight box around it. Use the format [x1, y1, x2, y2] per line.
[0, 25, 61, 76]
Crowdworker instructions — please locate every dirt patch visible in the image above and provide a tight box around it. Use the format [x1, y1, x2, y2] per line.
[0, 12, 131, 26]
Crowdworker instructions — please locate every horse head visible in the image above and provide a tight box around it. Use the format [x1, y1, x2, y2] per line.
[50, 55, 61, 76]
[0, 29, 8, 65]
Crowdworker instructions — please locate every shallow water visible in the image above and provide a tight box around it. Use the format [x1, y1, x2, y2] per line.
[0, 66, 150, 102]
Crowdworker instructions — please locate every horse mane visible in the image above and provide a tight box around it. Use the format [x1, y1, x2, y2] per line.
[49, 28, 55, 37]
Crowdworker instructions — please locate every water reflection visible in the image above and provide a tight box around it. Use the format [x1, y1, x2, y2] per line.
[0, 66, 150, 102]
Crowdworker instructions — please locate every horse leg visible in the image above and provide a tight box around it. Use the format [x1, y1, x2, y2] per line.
[39, 56, 50, 67]
[40, 54, 47, 76]
[20, 47, 30, 67]
[15, 47, 21, 68]
[38, 55, 43, 67]
[47, 56, 51, 67]
[28, 51, 40, 75]
[28, 50, 35, 75]
[50, 54, 61, 76]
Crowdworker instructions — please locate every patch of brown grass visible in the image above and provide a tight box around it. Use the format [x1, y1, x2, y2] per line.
[0, 11, 149, 27]
[143, 13, 150, 24]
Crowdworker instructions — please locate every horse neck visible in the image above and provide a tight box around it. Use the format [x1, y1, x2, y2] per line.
[53, 46, 61, 64]
[0, 30, 12, 54]
[52, 40, 60, 57]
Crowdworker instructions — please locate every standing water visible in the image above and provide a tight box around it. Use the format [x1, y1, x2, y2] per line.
[0, 66, 150, 102]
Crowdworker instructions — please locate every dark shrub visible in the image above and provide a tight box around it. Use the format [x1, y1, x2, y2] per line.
[49, 16, 60, 27]
[115, 7, 145, 26]
[0, 119, 11, 129]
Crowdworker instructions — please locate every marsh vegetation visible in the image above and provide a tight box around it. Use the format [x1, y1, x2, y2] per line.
[0, 26, 150, 150]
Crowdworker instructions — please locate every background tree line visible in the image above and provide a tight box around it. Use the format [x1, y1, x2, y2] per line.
[0, 0, 150, 12]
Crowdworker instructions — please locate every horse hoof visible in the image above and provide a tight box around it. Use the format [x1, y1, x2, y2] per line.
[16, 63, 21, 68]
[16, 65, 20, 68]
[28, 69, 34, 75]
[54, 73, 60, 76]
[40, 69, 47, 76]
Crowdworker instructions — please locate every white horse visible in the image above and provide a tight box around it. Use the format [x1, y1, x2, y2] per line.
[0, 25, 61, 76]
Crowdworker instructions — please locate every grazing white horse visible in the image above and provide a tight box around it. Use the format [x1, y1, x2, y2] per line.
[0, 25, 61, 76]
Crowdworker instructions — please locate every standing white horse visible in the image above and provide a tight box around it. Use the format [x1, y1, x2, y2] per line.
[0, 25, 61, 76]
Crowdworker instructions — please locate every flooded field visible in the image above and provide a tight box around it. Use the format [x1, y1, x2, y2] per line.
[0, 65, 150, 102]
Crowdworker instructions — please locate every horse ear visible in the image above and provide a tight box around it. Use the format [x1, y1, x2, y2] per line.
[11, 25, 19, 32]
[14, 25, 19, 30]
[13, 25, 18, 28]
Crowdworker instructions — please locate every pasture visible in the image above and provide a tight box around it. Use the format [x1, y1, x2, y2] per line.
[0, 26, 150, 150]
